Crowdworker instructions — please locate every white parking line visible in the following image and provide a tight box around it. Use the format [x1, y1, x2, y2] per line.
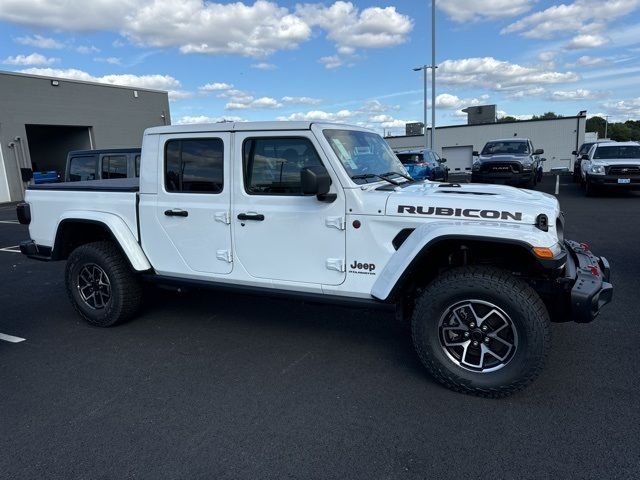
[0, 333, 26, 343]
[0, 245, 21, 253]
[555, 175, 560, 195]
[0, 220, 19, 224]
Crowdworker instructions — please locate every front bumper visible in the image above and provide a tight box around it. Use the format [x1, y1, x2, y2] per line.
[588, 174, 640, 188]
[563, 240, 613, 323]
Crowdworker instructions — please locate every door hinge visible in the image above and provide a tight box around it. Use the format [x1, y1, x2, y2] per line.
[326, 258, 345, 272]
[216, 249, 233, 263]
[215, 211, 231, 225]
[325, 216, 346, 230]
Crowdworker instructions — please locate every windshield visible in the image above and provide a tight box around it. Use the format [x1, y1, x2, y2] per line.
[323, 129, 409, 184]
[481, 141, 529, 156]
[593, 145, 640, 159]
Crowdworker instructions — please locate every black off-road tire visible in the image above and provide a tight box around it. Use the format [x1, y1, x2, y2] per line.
[411, 266, 551, 398]
[65, 241, 142, 327]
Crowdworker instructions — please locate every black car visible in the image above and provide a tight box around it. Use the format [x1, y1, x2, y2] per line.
[471, 138, 544, 188]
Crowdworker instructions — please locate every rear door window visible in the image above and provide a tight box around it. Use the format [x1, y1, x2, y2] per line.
[68, 155, 97, 181]
[101, 155, 128, 179]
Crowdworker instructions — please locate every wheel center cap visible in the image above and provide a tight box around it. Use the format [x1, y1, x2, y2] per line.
[471, 330, 483, 342]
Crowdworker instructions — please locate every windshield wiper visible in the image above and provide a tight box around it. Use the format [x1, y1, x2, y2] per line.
[380, 171, 415, 182]
[351, 173, 401, 186]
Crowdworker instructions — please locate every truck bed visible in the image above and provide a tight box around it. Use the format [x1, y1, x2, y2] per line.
[28, 177, 140, 192]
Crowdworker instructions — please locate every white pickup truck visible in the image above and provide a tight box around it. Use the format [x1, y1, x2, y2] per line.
[17, 122, 612, 397]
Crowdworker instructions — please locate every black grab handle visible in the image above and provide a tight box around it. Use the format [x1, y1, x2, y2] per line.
[237, 213, 265, 221]
[164, 209, 189, 217]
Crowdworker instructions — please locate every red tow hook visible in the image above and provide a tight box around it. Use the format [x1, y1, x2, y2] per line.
[586, 264, 600, 276]
[580, 242, 590, 251]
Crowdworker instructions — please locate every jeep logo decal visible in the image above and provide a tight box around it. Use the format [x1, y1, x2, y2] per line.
[397, 205, 523, 221]
[349, 261, 376, 275]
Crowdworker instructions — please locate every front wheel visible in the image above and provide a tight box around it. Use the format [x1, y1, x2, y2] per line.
[411, 266, 550, 397]
[65, 241, 142, 327]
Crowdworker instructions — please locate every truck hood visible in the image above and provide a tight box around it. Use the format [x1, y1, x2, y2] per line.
[384, 181, 559, 225]
[477, 154, 528, 163]
[592, 158, 640, 166]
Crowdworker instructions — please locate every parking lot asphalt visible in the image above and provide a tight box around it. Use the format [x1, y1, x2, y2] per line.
[0, 177, 638, 480]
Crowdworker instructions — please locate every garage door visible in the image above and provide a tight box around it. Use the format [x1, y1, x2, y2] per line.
[442, 146, 473, 173]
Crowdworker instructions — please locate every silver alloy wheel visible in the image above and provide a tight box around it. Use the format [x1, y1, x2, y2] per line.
[438, 299, 518, 373]
[77, 263, 112, 310]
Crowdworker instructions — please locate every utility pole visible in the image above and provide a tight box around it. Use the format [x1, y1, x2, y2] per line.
[604, 115, 610, 139]
[431, 0, 437, 151]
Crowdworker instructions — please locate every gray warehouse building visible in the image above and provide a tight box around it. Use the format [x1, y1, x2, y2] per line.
[0, 71, 170, 202]
[386, 112, 587, 174]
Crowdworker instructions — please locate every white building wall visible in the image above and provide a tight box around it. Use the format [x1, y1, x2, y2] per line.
[0, 146, 12, 203]
[386, 116, 586, 173]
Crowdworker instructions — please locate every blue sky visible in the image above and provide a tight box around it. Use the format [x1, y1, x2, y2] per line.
[1, 0, 640, 134]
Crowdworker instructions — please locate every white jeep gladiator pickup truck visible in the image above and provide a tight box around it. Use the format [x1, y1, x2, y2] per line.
[16, 122, 612, 397]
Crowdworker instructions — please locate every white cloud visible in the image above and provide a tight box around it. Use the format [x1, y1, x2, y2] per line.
[297, 2, 412, 50]
[438, 57, 579, 90]
[15, 34, 64, 49]
[439, 0, 533, 23]
[567, 55, 608, 67]
[502, 0, 640, 41]
[199, 82, 233, 91]
[497, 110, 534, 121]
[277, 109, 355, 122]
[550, 89, 600, 100]
[281, 96, 322, 105]
[3, 53, 58, 66]
[226, 96, 282, 110]
[601, 97, 640, 118]
[0, 1, 412, 62]
[566, 33, 609, 49]
[18, 68, 182, 95]
[435, 93, 490, 110]
[319, 54, 345, 69]
[176, 115, 244, 124]
[95, 56, 122, 65]
[0, 0, 134, 30]
[76, 45, 100, 54]
[506, 87, 546, 99]
[251, 62, 277, 70]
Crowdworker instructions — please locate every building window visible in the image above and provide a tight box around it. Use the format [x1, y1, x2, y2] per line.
[165, 138, 224, 193]
[243, 137, 323, 195]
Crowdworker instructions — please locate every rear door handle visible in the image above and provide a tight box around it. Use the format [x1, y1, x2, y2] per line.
[164, 209, 189, 217]
[237, 213, 264, 221]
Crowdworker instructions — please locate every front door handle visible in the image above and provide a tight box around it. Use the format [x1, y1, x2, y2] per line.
[237, 213, 264, 221]
[164, 209, 189, 217]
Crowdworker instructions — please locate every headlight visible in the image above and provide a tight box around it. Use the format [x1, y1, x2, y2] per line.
[472, 161, 480, 172]
[522, 160, 533, 172]
[590, 165, 605, 174]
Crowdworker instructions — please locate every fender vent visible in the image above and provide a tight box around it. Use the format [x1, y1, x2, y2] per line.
[392, 228, 415, 250]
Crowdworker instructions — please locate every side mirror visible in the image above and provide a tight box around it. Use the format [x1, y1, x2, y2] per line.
[301, 166, 334, 202]
[534, 148, 544, 155]
[472, 151, 479, 157]
[540, 157, 547, 162]
[571, 150, 577, 155]
[581, 154, 590, 160]
[439, 158, 447, 163]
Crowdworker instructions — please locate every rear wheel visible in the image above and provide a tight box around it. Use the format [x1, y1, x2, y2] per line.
[411, 266, 550, 397]
[65, 241, 142, 327]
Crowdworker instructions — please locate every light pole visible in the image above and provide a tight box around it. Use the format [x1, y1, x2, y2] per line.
[604, 115, 610, 139]
[431, 0, 437, 151]
[413, 65, 429, 150]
